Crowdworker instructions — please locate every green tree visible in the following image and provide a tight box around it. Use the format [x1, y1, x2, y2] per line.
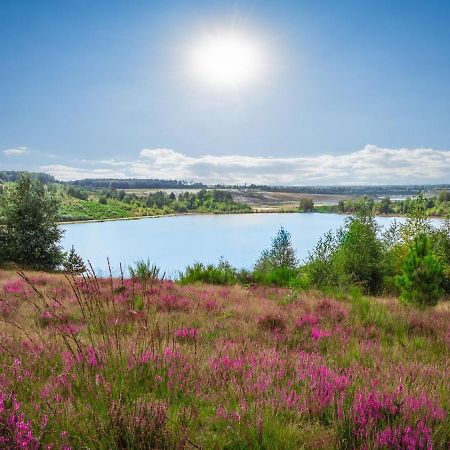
[299, 198, 314, 212]
[379, 197, 392, 214]
[401, 192, 431, 241]
[255, 227, 298, 271]
[395, 233, 443, 308]
[0, 174, 64, 269]
[63, 246, 86, 274]
[334, 216, 384, 293]
[437, 190, 450, 203]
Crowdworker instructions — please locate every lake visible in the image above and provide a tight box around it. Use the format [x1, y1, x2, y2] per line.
[60, 213, 439, 278]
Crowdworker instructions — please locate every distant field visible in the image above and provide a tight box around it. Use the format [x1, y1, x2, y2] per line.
[120, 188, 354, 210]
[229, 189, 354, 210]
[120, 188, 202, 196]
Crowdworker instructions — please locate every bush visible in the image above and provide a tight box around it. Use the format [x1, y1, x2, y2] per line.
[257, 314, 286, 332]
[252, 267, 300, 287]
[179, 259, 238, 285]
[395, 234, 443, 308]
[129, 259, 162, 287]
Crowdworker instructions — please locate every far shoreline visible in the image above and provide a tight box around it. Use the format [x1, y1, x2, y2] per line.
[57, 208, 447, 226]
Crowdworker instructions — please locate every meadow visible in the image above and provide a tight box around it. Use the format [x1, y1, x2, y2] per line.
[0, 269, 448, 449]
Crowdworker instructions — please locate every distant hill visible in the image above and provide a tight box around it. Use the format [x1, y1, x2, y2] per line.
[70, 178, 207, 190]
[0, 171, 56, 184]
[227, 184, 450, 197]
[1, 171, 448, 198]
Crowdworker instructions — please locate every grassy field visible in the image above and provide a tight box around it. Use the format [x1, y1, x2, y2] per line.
[57, 190, 251, 222]
[0, 269, 448, 449]
[58, 198, 153, 222]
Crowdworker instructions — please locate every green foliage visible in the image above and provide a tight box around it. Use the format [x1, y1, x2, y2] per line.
[179, 259, 239, 285]
[299, 198, 314, 212]
[66, 185, 89, 200]
[378, 196, 392, 214]
[304, 230, 341, 288]
[429, 219, 450, 293]
[59, 188, 251, 222]
[305, 207, 384, 294]
[437, 190, 450, 203]
[395, 234, 443, 308]
[400, 193, 432, 240]
[334, 217, 384, 294]
[129, 259, 162, 286]
[63, 246, 86, 274]
[255, 227, 298, 272]
[0, 174, 64, 269]
[252, 266, 300, 286]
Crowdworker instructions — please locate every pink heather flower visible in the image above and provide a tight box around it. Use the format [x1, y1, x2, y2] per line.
[86, 346, 101, 367]
[205, 299, 219, 311]
[295, 314, 320, 328]
[0, 391, 39, 449]
[311, 327, 331, 340]
[3, 280, 25, 294]
[40, 310, 53, 321]
[174, 327, 199, 340]
[377, 423, 433, 450]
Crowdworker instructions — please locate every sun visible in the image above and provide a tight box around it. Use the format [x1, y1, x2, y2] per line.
[189, 30, 264, 89]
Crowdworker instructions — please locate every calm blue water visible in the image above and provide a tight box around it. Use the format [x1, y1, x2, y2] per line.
[60, 213, 437, 278]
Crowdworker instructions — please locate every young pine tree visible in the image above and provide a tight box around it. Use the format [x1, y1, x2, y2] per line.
[63, 246, 86, 274]
[395, 233, 443, 308]
[255, 226, 298, 271]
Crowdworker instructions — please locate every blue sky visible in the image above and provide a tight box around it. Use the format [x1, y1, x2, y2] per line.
[1, 0, 449, 184]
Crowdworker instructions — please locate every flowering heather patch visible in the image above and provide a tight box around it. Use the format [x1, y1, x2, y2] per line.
[310, 326, 332, 340]
[3, 279, 26, 295]
[295, 313, 321, 328]
[0, 391, 40, 449]
[0, 269, 448, 448]
[174, 327, 199, 341]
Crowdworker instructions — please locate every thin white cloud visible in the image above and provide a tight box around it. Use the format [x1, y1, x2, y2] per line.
[40, 145, 450, 184]
[3, 146, 28, 156]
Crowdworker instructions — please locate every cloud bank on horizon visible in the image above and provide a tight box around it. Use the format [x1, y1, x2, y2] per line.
[37, 145, 450, 185]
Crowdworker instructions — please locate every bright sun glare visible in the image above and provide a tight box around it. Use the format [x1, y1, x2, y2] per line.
[190, 31, 264, 88]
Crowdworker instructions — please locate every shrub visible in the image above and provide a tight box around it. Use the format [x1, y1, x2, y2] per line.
[129, 259, 162, 287]
[109, 397, 173, 449]
[257, 314, 286, 332]
[395, 234, 443, 308]
[252, 266, 299, 286]
[179, 258, 238, 285]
